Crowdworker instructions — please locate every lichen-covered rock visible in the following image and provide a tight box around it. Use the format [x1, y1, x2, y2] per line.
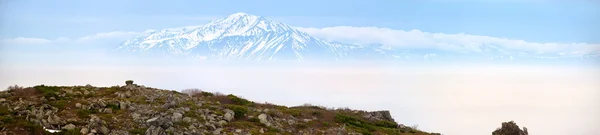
[258, 113, 272, 127]
[172, 112, 183, 122]
[62, 124, 76, 130]
[223, 109, 235, 122]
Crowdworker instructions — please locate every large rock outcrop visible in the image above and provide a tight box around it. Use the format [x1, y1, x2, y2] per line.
[492, 121, 529, 135]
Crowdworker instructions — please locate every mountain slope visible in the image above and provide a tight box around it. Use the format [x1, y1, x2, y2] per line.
[118, 12, 599, 61]
[118, 13, 377, 60]
[0, 81, 443, 135]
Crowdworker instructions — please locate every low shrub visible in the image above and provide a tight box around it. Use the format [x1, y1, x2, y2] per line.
[106, 103, 120, 110]
[227, 94, 253, 106]
[6, 85, 23, 91]
[1, 116, 14, 123]
[248, 117, 260, 123]
[226, 105, 249, 119]
[334, 114, 375, 132]
[33, 85, 61, 99]
[182, 88, 215, 97]
[374, 120, 398, 128]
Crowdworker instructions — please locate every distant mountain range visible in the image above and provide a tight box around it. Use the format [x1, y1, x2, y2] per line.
[117, 12, 599, 61]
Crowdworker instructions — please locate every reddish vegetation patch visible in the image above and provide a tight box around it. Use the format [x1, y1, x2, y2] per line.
[208, 95, 235, 104]
[11, 87, 41, 98]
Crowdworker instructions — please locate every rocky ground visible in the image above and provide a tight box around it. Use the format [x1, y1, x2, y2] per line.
[0, 81, 443, 135]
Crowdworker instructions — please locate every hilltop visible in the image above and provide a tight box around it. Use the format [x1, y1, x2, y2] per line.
[0, 80, 441, 135]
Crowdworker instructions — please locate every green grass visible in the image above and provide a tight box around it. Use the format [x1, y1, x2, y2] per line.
[57, 129, 82, 135]
[1, 115, 14, 123]
[50, 100, 69, 109]
[374, 120, 399, 128]
[229, 121, 259, 128]
[77, 109, 98, 118]
[283, 108, 303, 117]
[129, 128, 148, 135]
[174, 121, 191, 127]
[0, 106, 10, 115]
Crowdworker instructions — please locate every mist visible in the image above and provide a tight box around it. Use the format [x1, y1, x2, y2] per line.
[1, 59, 599, 135]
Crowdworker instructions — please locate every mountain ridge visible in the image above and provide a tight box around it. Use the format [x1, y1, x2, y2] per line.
[117, 12, 599, 61]
[118, 12, 375, 60]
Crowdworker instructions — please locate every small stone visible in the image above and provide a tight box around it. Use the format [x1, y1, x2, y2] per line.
[131, 113, 141, 120]
[287, 119, 295, 125]
[172, 112, 183, 122]
[212, 128, 223, 134]
[75, 103, 82, 108]
[218, 120, 227, 127]
[302, 119, 312, 122]
[62, 124, 76, 130]
[146, 117, 160, 126]
[104, 108, 112, 113]
[183, 117, 193, 123]
[80, 127, 89, 134]
[100, 126, 110, 134]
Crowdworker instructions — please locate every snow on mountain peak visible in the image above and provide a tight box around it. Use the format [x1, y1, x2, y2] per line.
[226, 12, 255, 19]
[117, 12, 365, 60]
[118, 13, 597, 61]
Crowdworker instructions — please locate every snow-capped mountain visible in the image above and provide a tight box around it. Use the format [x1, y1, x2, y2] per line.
[118, 12, 382, 60]
[118, 12, 599, 61]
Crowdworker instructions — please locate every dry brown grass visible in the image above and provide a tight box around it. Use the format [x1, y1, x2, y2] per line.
[182, 88, 202, 96]
[254, 102, 287, 109]
[208, 94, 235, 104]
[182, 88, 216, 97]
[8, 85, 40, 97]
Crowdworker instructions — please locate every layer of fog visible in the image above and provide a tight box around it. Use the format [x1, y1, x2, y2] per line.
[1, 63, 599, 135]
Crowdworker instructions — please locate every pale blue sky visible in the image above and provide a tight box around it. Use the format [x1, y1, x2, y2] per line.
[1, 0, 598, 43]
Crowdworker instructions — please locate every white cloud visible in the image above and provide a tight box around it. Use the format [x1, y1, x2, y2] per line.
[76, 31, 140, 42]
[296, 26, 600, 54]
[1, 65, 598, 135]
[1, 37, 53, 45]
[1, 31, 141, 46]
[3, 25, 599, 56]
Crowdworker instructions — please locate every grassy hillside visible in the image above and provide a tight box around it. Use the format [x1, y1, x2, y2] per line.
[0, 80, 441, 135]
